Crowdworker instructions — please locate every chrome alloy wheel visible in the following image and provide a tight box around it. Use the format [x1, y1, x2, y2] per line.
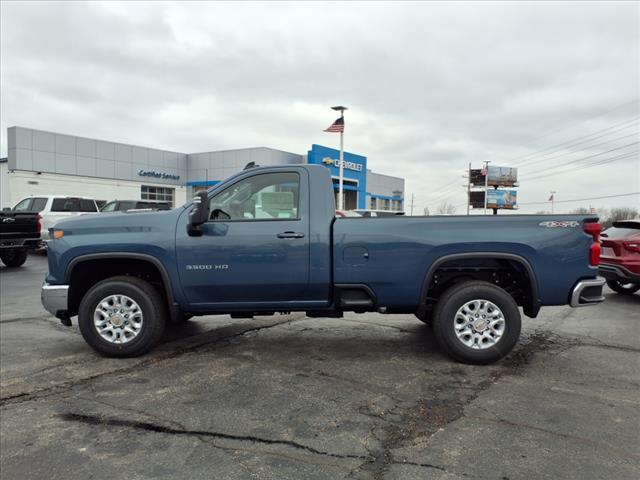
[454, 299, 505, 350]
[93, 294, 144, 344]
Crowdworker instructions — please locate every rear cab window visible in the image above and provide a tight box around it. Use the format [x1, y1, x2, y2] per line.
[51, 198, 98, 212]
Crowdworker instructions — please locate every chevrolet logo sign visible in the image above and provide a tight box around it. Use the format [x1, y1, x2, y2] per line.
[322, 157, 334, 165]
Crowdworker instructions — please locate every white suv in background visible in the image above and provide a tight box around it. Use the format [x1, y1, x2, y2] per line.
[12, 195, 99, 241]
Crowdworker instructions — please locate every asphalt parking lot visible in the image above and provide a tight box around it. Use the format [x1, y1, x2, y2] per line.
[1, 254, 639, 480]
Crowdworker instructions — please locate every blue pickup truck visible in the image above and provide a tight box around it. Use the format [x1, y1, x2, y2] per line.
[41, 164, 605, 364]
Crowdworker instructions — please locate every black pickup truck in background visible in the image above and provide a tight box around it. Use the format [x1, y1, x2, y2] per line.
[0, 211, 42, 267]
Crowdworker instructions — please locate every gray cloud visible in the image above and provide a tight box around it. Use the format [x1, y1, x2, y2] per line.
[1, 1, 638, 213]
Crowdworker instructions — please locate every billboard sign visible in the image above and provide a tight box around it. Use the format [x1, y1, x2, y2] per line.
[470, 166, 518, 187]
[469, 191, 485, 208]
[487, 166, 517, 187]
[486, 189, 518, 209]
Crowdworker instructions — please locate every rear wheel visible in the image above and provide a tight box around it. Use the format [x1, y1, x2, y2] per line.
[78, 276, 166, 357]
[606, 279, 640, 295]
[0, 249, 28, 267]
[432, 281, 521, 364]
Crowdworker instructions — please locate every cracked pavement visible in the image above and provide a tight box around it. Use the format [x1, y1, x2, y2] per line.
[1, 255, 639, 479]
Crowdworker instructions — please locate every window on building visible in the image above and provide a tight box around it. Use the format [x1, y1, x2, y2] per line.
[382, 199, 390, 211]
[369, 197, 377, 210]
[208, 172, 299, 221]
[141, 186, 175, 208]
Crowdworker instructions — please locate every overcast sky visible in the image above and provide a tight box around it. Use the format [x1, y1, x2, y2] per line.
[1, 1, 638, 214]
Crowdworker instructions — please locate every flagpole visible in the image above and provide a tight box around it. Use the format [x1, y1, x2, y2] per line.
[331, 106, 348, 210]
[339, 118, 344, 210]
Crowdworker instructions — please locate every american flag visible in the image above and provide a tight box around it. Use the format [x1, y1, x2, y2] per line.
[480, 164, 488, 176]
[324, 117, 344, 133]
[548, 194, 554, 202]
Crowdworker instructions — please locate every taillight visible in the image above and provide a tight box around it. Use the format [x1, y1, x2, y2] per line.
[36, 214, 42, 233]
[584, 222, 601, 266]
[624, 241, 640, 254]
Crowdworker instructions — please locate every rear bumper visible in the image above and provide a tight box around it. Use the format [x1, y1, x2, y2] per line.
[570, 277, 606, 307]
[0, 238, 41, 250]
[41, 282, 69, 318]
[599, 263, 640, 284]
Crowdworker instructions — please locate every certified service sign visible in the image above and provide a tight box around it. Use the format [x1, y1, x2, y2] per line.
[138, 170, 180, 181]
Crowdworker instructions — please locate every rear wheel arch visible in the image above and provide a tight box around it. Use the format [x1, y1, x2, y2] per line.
[418, 252, 541, 319]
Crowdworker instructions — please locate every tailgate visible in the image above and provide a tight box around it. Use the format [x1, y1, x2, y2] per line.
[0, 214, 41, 246]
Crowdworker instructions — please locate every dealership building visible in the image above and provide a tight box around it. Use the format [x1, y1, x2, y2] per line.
[1, 127, 404, 212]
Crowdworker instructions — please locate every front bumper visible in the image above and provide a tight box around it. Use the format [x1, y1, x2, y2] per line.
[41, 282, 69, 317]
[570, 277, 606, 307]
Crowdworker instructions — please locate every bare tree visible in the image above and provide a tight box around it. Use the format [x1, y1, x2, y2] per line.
[436, 201, 457, 215]
[602, 207, 639, 228]
[570, 207, 590, 214]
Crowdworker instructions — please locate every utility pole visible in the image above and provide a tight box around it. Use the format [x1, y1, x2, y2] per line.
[466, 162, 471, 216]
[409, 193, 415, 216]
[550, 190, 556, 214]
[483, 161, 491, 215]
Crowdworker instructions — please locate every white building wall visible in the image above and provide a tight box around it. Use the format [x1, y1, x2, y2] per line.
[2, 170, 187, 209]
[0, 162, 10, 209]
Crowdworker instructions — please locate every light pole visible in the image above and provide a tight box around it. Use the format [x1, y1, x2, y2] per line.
[466, 162, 471, 216]
[550, 191, 556, 214]
[331, 106, 347, 210]
[483, 161, 491, 215]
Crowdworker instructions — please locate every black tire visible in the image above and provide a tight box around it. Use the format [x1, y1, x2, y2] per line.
[432, 280, 521, 364]
[78, 276, 167, 357]
[0, 249, 28, 267]
[606, 279, 640, 295]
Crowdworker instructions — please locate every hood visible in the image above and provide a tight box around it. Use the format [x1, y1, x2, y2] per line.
[49, 208, 183, 234]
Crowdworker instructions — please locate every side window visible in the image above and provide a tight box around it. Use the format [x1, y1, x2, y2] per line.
[208, 172, 300, 221]
[101, 201, 117, 212]
[80, 199, 97, 212]
[13, 198, 33, 211]
[51, 198, 80, 212]
[30, 198, 48, 212]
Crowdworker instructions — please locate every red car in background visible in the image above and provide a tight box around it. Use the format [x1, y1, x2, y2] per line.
[599, 219, 640, 295]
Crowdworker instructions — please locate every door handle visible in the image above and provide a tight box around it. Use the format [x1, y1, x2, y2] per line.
[277, 231, 305, 239]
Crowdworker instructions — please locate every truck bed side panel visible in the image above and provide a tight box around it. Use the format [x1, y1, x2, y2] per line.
[333, 215, 597, 308]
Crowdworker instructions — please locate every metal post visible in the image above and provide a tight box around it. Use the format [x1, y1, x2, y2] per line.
[410, 193, 414, 216]
[550, 191, 556, 214]
[483, 161, 490, 215]
[339, 124, 344, 210]
[467, 162, 471, 216]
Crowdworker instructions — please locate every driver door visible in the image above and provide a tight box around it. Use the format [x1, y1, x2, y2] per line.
[176, 170, 310, 307]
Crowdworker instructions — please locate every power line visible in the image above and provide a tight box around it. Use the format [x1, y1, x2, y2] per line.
[518, 131, 640, 170]
[519, 192, 639, 206]
[523, 151, 638, 182]
[510, 117, 640, 167]
[504, 99, 639, 163]
[520, 142, 639, 180]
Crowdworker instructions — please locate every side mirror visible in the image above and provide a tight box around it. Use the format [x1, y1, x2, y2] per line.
[187, 191, 210, 236]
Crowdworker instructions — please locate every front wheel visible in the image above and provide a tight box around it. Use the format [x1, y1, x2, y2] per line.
[78, 276, 167, 357]
[0, 249, 28, 267]
[606, 279, 640, 295]
[432, 281, 521, 364]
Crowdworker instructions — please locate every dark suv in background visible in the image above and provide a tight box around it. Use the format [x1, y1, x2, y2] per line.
[600, 219, 640, 295]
